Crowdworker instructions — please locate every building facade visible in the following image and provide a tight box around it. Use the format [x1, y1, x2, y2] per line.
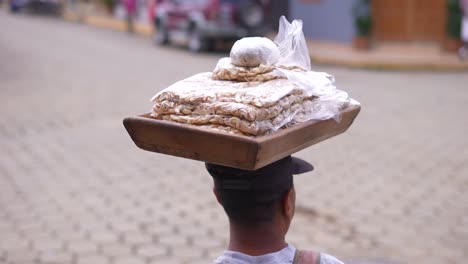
[290, 0, 358, 43]
[290, 0, 448, 44]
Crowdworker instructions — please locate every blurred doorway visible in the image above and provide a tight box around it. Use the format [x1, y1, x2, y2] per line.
[372, 0, 446, 42]
[268, 0, 289, 30]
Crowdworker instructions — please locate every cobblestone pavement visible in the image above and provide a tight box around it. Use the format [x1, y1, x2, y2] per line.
[1, 10, 468, 264]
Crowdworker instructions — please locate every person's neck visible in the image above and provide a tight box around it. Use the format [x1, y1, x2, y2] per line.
[227, 221, 288, 256]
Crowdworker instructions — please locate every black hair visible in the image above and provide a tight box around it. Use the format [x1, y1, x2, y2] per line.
[216, 186, 291, 225]
[206, 156, 311, 226]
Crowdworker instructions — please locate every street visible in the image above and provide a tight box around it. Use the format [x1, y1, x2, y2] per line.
[1, 10, 468, 264]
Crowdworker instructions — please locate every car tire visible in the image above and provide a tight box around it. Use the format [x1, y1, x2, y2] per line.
[239, 1, 264, 29]
[53, 4, 64, 16]
[154, 22, 169, 45]
[188, 28, 211, 52]
[9, 2, 20, 13]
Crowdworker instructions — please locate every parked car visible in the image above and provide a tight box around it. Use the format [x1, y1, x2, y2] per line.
[9, 0, 63, 14]
[153, 0, 271, 52]
[9, 0, 27, 12]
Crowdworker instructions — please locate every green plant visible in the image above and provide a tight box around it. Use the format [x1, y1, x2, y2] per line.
[353, 0, 372, 37]
[355, 16, 372, 36]
[101, 0, 115, 12]
[447, 0, 462, 39]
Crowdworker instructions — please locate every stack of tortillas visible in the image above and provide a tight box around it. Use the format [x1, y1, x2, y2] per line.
[151, 37, 350, 136]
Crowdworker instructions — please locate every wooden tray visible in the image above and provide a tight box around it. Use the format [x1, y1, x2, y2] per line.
[123, 105, 360, 170]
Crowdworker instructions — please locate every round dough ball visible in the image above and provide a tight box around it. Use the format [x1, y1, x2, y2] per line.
[230, 37, 280, 67]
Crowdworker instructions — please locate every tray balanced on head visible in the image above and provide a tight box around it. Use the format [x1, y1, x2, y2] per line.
[124, 17, 361, 169]
[123, 104, 360, 171]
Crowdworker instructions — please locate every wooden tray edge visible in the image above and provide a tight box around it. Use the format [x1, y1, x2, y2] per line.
[123, 104, 361, 170]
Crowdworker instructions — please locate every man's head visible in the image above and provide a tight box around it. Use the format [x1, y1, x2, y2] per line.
[205, 156, 313, 231]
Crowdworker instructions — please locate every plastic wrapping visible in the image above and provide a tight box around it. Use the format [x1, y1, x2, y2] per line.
[275, 16, 311, 71]
[275, 68, 350, 122]
[229, 37, 280, 67]
[153, 91, 307, 122]
[159, 99, 316, 136]
[150, 16, 359, 136]
[151, 73, 306, 108]
[151, 73, 321, 135]
[212, 57, 281, 82]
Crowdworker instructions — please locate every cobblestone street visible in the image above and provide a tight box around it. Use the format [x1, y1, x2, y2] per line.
[1, 10, 468, 264]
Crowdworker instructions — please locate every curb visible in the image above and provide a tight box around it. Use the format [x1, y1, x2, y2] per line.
[63, 11, 153, 36]
[311, 56, 468, 71]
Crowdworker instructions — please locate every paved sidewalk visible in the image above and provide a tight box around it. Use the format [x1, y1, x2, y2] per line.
[309, 41, 468, 71]
[1, 10, 468, 264]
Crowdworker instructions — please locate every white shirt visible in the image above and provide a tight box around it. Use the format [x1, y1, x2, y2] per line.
[213, 244, 344, 264]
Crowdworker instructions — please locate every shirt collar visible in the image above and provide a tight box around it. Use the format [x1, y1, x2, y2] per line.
[215, 244, 296, 264]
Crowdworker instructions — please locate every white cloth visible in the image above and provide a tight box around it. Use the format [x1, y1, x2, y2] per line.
[230, 37, 281, 67]
[213, 244, 344, 264]
[462, 17, 468, 41]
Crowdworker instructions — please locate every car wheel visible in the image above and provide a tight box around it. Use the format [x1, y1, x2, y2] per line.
[53, 4, 64, 16]
[9, 2, 20, 13]
[154, 23, 169, 45]
[188, 28, 211, 52]
[239, 1, 264, 29]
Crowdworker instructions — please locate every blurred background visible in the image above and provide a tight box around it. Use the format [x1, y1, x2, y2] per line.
[1, 0, 467, 264]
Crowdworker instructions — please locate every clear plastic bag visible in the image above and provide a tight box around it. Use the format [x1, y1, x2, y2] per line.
[272, 16, 359, 123]
[275, 16, 312, 71]
[275, 68, 350, 122]
[229, 37, 281, 67]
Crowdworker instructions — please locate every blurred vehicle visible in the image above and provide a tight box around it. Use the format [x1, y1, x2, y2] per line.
[9, 0, 63, 14]
[9, 0, 27, 12]
[153, 0, 271, 52]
